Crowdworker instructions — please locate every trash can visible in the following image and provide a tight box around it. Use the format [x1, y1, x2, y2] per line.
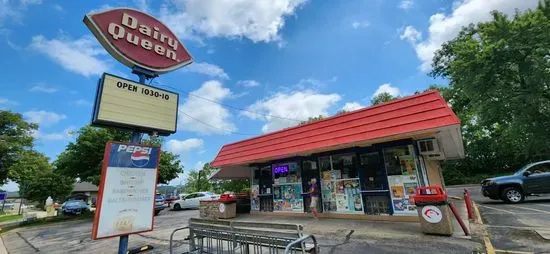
[414, 186, 453, 236]
[217, 194, 237, 219]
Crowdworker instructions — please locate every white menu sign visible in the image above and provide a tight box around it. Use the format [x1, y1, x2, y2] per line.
[92, 142, 160, 240]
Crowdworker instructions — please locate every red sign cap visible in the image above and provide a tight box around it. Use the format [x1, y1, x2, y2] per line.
[84, 8, 193, 74]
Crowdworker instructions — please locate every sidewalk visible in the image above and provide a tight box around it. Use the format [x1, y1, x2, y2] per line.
[235, 201, 472, 240]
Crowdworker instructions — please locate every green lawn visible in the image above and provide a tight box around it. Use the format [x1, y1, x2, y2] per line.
[0, 214, 23, 223]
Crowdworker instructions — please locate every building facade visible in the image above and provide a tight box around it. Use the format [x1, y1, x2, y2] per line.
[211, 91, 463, 220]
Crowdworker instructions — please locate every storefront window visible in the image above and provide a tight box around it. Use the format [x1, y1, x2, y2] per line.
[383, 145, 420, 215]
[319, 154, 363, 214]
[272, 162, 303, 212]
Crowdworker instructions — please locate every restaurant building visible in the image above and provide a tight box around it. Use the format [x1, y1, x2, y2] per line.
[210, 91, 464, 221]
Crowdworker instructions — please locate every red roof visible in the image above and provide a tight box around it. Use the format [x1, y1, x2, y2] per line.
[212, 90, 460, 168]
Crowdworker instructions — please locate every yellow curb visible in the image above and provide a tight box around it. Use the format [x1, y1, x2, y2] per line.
[449, 196, 464, 200]
[473, 201, 495, 254]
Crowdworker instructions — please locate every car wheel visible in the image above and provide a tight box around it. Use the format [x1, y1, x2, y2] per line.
[173, 203, 181, 211]
[501, 187, 524, 203]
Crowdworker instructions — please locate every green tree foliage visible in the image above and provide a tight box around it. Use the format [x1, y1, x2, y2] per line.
[430, 2, 550, 184]
[0, 110, 38, 184]
[8, 151, 50, 183]
[371, 92, 399, 105]
[19, 170, 74, 206]
[55, 125, 183, 185]
[184, 162, 249, 193]
[300, 115, 325, 125]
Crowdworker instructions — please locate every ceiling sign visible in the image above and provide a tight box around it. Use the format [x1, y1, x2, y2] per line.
[92, 73, 178, 135]
[84, 8, 193, 74]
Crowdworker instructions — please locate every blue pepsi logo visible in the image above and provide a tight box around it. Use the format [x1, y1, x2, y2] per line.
[131, 150, 150, 167]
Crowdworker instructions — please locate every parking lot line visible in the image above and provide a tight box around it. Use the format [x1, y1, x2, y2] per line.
[478, 205, 515, 214]
[474, 202, 496, 254]
[507, 205, 550, 215]
[495, 249, 534, 254]
[535, 204, 550, 208]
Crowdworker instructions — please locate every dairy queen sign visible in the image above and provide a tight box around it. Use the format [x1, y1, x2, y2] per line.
[84, 8, 193, 73]
[84, 7, 192, 254]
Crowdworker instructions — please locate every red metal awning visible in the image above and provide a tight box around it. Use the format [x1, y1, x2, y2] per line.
[211, 90, 461, 169]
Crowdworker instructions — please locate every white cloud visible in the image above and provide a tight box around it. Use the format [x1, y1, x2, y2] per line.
[0, 97, 17, 105]
[160, 0, 308, 44]
[206, 48, 215, 54]
[404, 0, 538, 71]
[342, 102, 364, 112]
[165, 138, 204, 154]
[0, 0, 41, 26]
[351, 21, 370, 29]
[73, 99, 92, 106]
[372, 83, 400, 99]
[398, 0, 414, 10]
[29, 84, 57, 93]
[133, 0, 151, 13]
[237, 80, 260, 87]
[184, 62, 229, 80]
[178, 80, 237, 134]
[29, 35, 109, 77]
[34, 127, 76, 141]
[52, 4, 64, 12]
[244, 90, 341, 133]
[399, 25, 421, 44]
[23, 110, 66, 126]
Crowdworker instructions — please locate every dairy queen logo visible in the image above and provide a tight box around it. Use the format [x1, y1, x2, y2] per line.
[130, 150, 150, 167]
[84, 8, 193, 74]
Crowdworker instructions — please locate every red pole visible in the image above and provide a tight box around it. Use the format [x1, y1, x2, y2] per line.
[464, 188, 473, 220]
[449, 202, 470, 236]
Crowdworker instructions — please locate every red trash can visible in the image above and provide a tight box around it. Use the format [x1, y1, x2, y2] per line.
[414, 186, 453, 236]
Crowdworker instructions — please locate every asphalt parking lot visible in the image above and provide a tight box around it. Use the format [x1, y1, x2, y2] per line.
[448, 186, 550, 254]
[1, 206, 481, 254]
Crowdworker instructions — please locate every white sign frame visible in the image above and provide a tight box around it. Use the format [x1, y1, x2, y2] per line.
[92, 142, 160, 240]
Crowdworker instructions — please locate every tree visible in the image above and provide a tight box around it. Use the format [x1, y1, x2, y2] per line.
[371, 92, 399, 105]
[430, 2, 550, 184]
[19, 170, 74, 206]
[184, 162, 215, 193]
[300, 115, 325, 125]
[8, 150, 50, 183]
[55, 125, 183, 185]
[0, 111, 38, 184]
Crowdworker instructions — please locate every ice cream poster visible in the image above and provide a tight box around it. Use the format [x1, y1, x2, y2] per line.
[92, 142, 160, 240]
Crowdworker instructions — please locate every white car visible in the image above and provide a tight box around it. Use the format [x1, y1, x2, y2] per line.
[172, 192, 218, 210]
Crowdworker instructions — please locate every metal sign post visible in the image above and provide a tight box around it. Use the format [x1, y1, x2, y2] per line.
[117, 67, 158, 254]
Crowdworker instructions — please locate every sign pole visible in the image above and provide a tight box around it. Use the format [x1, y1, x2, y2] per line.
[117, 68, 156, 254]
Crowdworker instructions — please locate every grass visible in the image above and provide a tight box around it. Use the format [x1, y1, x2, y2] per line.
[0, 214, 23, 223]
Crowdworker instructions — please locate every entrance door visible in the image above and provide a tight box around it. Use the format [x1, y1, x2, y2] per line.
[360, 152, 386, 190]
[359, 152, 392, 215]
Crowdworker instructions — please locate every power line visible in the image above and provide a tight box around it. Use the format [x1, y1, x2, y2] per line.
[155, 83, 305, 123]
[179, 111, 258, 136]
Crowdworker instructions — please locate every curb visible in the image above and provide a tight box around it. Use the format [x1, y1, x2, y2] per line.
[472, 201, 495, 254]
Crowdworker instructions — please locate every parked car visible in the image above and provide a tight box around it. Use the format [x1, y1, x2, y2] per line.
[482, 160, 550, 203]
[172, 192, 218, 210]
[154, 193, 168, 216]
[164, 194, 179, 207]
[61, 200, 89, 215]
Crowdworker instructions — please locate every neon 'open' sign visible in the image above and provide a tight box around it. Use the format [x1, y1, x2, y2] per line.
[273, 165, 289, 174]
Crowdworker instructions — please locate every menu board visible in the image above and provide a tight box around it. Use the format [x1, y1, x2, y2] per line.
[321, 178, 363, 214]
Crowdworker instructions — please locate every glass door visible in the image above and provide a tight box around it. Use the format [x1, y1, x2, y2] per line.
[360, 152, 392, 215]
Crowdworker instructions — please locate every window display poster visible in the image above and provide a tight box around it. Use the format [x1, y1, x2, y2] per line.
[404, 182, 418, 196]
[391, 186, 405, 198]
[323, 179, 362, 214]
[251, 185, 260, 211]
[388, 175, 417, 214]
[273, 184, 303, 212]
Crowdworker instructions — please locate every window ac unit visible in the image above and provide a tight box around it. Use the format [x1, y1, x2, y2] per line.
[417, 139, 445, 160]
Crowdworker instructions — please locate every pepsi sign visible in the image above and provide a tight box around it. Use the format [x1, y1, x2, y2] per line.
[107, 143, 159, 169]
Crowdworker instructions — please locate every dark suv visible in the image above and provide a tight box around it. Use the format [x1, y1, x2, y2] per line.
[482, 160, 550, 203]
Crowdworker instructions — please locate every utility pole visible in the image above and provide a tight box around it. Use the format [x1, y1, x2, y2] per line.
[196, 170, 201, 191]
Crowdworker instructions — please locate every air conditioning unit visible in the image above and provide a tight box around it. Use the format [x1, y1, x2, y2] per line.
[417, 138, 445, 160]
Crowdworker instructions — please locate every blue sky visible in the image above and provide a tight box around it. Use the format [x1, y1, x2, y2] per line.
[0, 0, 539, 191]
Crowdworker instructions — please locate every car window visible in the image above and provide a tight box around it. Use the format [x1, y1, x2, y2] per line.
[530, 163, 550, 174]
[186, 194, 197, 199]
[196, 193, 205, 197]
